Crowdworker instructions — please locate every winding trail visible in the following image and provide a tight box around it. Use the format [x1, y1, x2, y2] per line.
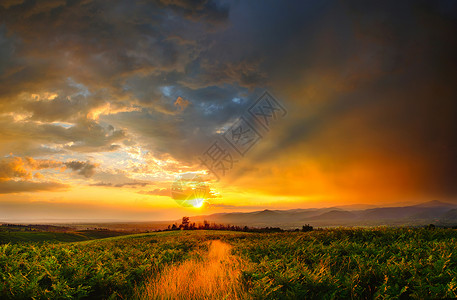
[139, 240, 245, 300]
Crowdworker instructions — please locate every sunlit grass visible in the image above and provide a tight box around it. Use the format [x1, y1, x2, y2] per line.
[2, 229, 457, 299]
[137, 240, 248, 300]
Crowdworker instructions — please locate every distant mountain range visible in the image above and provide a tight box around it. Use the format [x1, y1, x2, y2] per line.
[190, 200, 457, 229]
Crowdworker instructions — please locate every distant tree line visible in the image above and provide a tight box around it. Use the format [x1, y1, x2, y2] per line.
[162, 217, 315, 233]
[0, 223, 73, 232]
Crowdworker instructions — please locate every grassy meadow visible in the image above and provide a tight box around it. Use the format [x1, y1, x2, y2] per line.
[1, 228, 457, 299]
[0, 230, 128, 244]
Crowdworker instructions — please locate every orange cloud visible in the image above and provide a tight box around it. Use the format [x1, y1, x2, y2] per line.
[174, 96, 190, 111]
[0, 180, 68, 194]
[0, 157, 69, 194]
[0, 157, 31, 181]
[0, 156, 72, 181]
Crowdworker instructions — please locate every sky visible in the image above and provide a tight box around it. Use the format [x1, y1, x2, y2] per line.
[0, 0, 456, 222]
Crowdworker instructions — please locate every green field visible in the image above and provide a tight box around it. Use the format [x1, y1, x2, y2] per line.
[0, 230, 128, 244]
[1, 228, 457, 299]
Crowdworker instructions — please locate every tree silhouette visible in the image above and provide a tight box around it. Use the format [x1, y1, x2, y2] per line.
[302, 224, 313, 232]
[181, 216, 190, 230]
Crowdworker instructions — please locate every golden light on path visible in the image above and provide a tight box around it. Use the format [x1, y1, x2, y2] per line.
[139, 240, 243, 299]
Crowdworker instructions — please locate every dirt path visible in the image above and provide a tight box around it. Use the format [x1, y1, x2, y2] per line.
[138, 240, 245, 300]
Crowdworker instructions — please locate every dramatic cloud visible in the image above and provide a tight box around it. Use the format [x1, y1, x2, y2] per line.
[0, 0, 456, 219]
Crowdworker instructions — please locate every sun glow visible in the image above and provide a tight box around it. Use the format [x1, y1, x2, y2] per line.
[192, 198, 205, 208]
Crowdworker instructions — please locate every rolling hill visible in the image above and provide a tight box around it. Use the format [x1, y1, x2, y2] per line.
[188, 200, 457, 228]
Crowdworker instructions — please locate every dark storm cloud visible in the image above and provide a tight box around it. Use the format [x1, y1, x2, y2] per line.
[0, 0, 233, 94]
[223, 0, 457, 199]
[154, 0, 230, 24]
[0, 25, 17, 76]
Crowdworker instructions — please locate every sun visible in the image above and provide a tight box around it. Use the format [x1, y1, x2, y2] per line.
[171, 173, 210, 208]
[192, 198, 205, 208]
